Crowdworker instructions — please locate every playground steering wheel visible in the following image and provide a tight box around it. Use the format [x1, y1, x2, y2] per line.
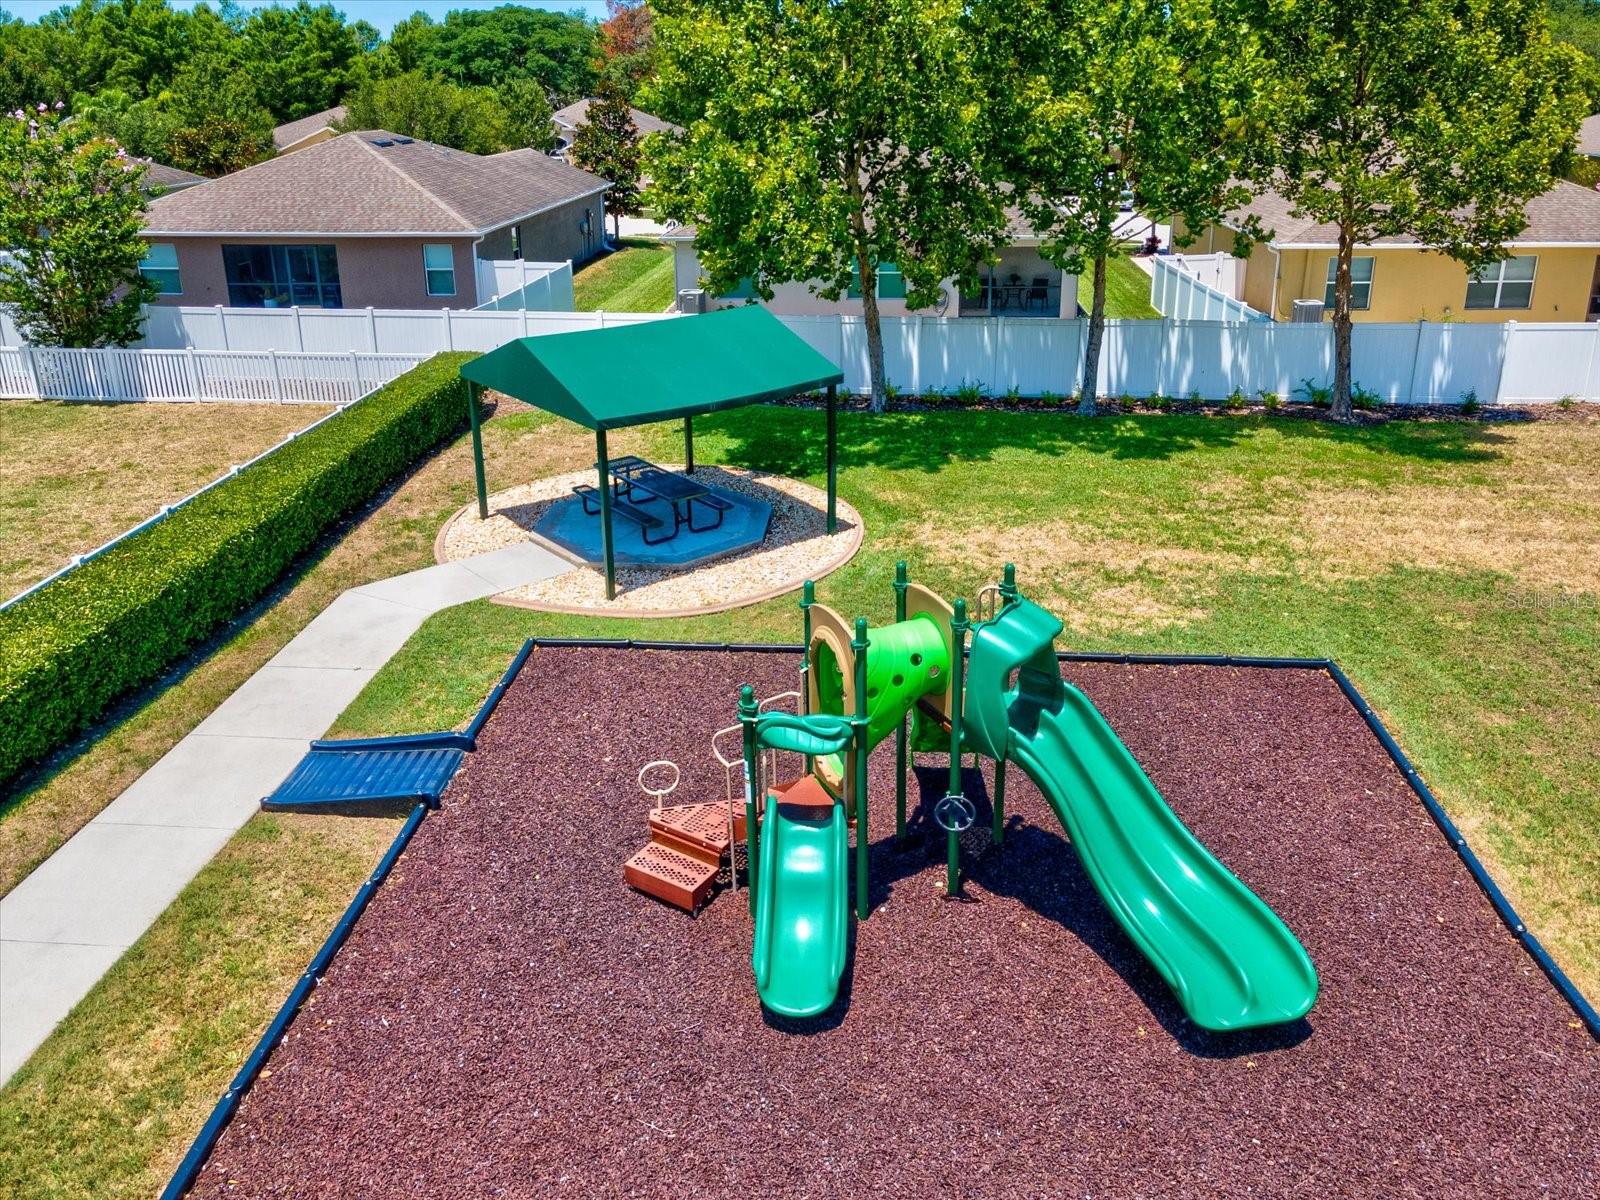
[638, 760, 680, 812]
[933, 794, 977, 833]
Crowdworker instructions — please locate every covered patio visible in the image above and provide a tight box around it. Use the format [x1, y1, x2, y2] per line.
[459, 306, 846, 599]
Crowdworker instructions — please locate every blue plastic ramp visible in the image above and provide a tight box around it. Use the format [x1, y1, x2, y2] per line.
[263, 739, 466, 812]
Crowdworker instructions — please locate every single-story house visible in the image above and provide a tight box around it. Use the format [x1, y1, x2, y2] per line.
[662, 210, 1079, 319]
[1181, 182, 1600, 323]
[141, 130, 608, 310]
[1576, 114, 1600, 158]
[273, 105, 347, 155]
[551, 98, 680, 158]
[140, 161, 206, 194]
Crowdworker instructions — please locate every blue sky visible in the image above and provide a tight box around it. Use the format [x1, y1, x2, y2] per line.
[3, 1, 609, 37]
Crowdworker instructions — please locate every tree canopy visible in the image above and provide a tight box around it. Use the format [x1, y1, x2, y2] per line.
[0, 105, 154, 346]
[1249, 0, 1584, 419]
[649, 0, 1009, 409]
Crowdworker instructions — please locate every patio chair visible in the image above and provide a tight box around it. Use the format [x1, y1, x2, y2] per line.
[1027, 276, 1051, 312]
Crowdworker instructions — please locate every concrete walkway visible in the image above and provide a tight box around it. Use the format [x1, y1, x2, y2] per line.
[0, 542, 569, 1084]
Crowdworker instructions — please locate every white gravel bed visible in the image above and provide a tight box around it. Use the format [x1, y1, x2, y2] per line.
[436, 465, 863, 616]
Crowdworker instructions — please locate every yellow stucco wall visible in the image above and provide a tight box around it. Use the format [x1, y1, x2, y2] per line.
[1258, 244, 1597, 323]
[1180, 218, 1600, 322]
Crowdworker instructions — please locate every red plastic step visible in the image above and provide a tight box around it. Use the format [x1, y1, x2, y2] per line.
[624, 841, 719, 912]
[649, 801, 738, 865]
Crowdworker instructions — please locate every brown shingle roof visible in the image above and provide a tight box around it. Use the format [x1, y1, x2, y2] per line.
[551, 98, 680, 138]
[139, 161, 206, 192]
[145, 132, 608, 237]
[1227, 180, 1600, 248]
[272, 105, 347, 151]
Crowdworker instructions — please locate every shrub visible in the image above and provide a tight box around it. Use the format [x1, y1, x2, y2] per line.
[1258, 388, 1282, 411]
[954, 377, 987, 405]
[1145, 392, 1170, 411]
[1557, 395, 1577, 411]
[1297, 377, 1333, 409]
[0, 353, 475, 786]
[1351, 384, 1381, 412]
[883, 381, 901, 403]
[1460, 388, 1481, 415]
[1003, 385, 1022, 405]
[1223, 388, 1248, 411]
[1038, 389, 1059, 406]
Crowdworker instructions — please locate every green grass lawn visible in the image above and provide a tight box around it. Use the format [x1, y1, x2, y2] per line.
[1079, 255, 1161, 318]
[572, 237, 676, 312]
[0, 401, 329, 600]
[5, 400, 1597, 1198]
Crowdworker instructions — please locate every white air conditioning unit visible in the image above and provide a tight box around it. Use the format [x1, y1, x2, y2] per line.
[1291, 299, 1326, 323]
[677, 288, 706, 314]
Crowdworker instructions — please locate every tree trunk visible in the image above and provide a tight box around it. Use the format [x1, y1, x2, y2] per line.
[854, 244, 888, 413]
[1078, 254, 1108, 415]
[1331, 226, 1355, 423]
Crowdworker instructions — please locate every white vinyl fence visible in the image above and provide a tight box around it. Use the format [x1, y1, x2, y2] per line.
[1151, 255, 1268, 323]
[3, 311, 1597, 407]
[474, 260, 575, 311]
[0, 346, 428, 403]
[134, 304, 664, 354]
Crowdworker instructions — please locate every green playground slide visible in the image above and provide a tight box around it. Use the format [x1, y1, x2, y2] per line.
[751, 782, 849, 1018]
[966, 600, 1318, 1031]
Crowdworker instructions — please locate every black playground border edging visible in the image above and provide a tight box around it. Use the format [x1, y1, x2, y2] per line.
[161, 637, 1600, 1199]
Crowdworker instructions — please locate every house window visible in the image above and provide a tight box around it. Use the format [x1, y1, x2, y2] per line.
[848, 261, 906, 300]
[423, 244, 456, 296]
[140, 243, 181, 295]
[1465, 255, 1536, 310]
[222, 244, 341, 308]
[510, 225, 523, 261]
[1323, 256, 1374, 310]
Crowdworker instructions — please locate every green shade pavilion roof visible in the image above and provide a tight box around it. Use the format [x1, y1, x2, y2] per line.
[457, 305, 844, 430]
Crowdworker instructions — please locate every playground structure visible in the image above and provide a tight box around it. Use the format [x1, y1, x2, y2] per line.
[626, 562, 1320, 1032]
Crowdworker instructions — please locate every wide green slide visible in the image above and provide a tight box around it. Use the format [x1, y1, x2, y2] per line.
[751, 783, 849, 1018]
[965, 600, 1318, 1031]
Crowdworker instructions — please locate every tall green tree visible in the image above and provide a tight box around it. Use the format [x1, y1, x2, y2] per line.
[340, 69, 512, 155]
[497, 75, 558, 151]
[238, 1, 366, 121]
[649, 0, 1008, 409]
[978, 0, 1263, 413]
[0, 106, 153, 346]
[389, 5, 598, 103]
[1251, 0, 1585, 421]
[571, 81, 639, 236]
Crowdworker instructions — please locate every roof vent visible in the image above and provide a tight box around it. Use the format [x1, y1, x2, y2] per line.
[393, 136, 414, 145]
[370, 138, 394, 147]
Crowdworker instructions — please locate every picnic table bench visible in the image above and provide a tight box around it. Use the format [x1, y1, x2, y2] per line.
[573, 456, 731, 543]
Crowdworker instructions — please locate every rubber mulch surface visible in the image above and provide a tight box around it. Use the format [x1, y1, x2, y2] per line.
[188, 647, 1599, 1199]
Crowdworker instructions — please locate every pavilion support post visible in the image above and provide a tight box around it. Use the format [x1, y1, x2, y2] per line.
[596, 427, 616, 600]
[825, 383, 838, 534]
[684, 415, 694, 473]
[467, 380, 488, 519]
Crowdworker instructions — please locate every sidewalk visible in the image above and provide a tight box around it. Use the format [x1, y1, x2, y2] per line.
[0, 542, 569, 1084]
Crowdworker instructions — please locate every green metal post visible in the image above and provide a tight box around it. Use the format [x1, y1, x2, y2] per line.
[945, 598, 969, 898]
[991, 563, 1016, 845]
[684, 415, 694, 474]
[825, 383, 838, 534]
[992, 757, 1007, 846]
[799, 580, 816, 774]
[467, 380, 488, 519]
[852, 616, 870, 920]
[739, 685, 760, 915]
[999, 561, 1019, 608]
[892, 560, 909, 844]
[596, 428, 616, 601]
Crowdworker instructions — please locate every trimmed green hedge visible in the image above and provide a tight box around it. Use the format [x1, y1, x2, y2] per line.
[0, 352, 476, 788]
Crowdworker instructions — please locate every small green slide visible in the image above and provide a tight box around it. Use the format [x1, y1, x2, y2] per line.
[751, 783, 849, 1018]
[748, 713, 854, 1018]
[966, 600, 1319, 1031]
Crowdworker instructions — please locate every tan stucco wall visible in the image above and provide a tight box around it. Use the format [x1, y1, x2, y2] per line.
[148, 236, 479, 309]
[1185, 218, 1600, 323]
[1273, 245, 1597, 323]
[477, 193, 606, 267]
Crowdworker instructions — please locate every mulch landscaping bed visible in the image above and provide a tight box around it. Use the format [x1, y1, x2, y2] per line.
[186, 647, 1599, 1199]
